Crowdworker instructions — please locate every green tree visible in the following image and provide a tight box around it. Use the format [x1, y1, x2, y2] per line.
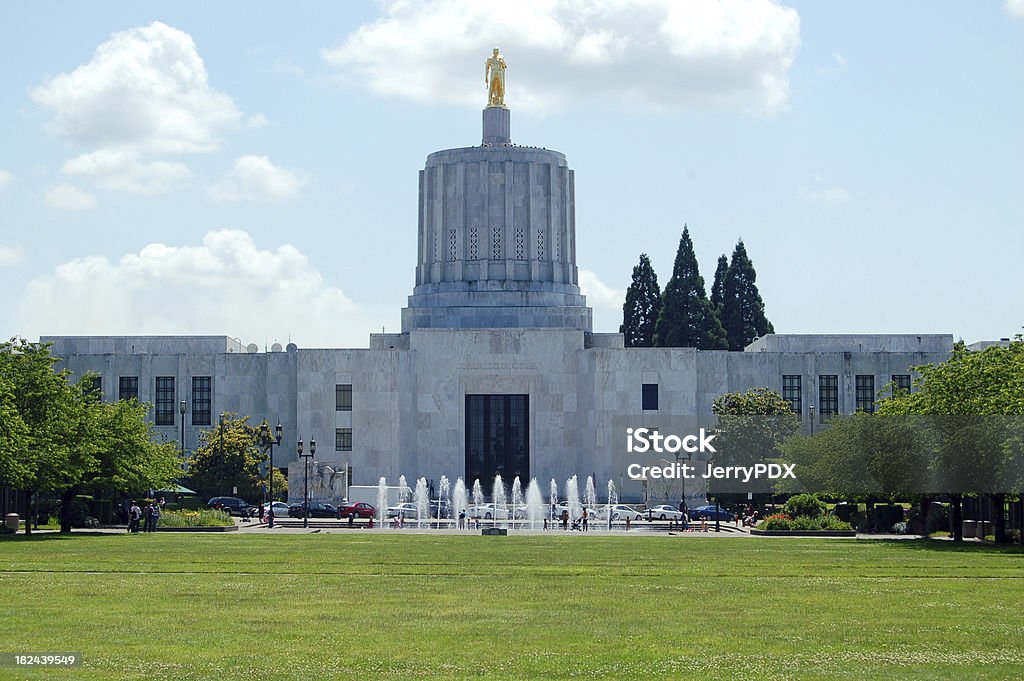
[720, 240, 774, 351]
[877, 339, 1024, 542]
[187, 414, 286, 502]
[0, 376, 30, 490]
[619, 253, 662, 348]
[711, 388, 799, 499]
[653, 225, 727, 349]
[710, 253, 729, 317]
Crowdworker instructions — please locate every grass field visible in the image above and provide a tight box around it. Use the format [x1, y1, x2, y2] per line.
[1, 533, 1023, 680]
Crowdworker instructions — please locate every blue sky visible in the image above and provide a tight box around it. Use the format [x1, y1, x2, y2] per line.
[1, 1, 1021, 349]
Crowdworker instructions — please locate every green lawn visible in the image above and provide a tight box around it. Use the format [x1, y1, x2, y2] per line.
[1, 533, 1022, 680]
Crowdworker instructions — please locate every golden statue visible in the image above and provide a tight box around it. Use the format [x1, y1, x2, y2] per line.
[485, 47, 507, 108]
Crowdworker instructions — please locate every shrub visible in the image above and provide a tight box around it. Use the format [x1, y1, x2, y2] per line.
[789, 515, 821, 531]
[158, 509, 232, 528]
[784, 494, 826, 519]
[758, 514, 792, 531]
[820, 515, 853, 531]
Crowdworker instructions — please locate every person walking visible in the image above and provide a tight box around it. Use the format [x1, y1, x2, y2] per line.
[581, 506, 589, 532]
[149, 502, 160, 532]
[128, 501, 141, 533]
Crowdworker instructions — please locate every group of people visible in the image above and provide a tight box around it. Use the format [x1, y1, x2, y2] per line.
[126, 499, 162, 533]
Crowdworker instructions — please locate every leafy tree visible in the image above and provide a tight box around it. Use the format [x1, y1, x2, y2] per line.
[720, 240, 774, 351]
[619, 253, 662, 348]
[187, 414, 286, 502]
[653, 225, 727, 350]
[710, 253, 729, 316]
[0, 376, 30, 490]
[877, 339, 1024, 542]
[711, 388, 799, 498]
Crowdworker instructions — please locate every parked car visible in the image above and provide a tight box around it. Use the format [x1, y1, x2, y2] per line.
[262, 501, 290, 519]
[467, 503, 509, 520]
[337, 501, 376, 519]
[688, 504, 735, 522]
[287, 502, 338, 518]
[386, 502, 420, 518]
[208, 497, 257, 517]
[646, 505, 684, 521]
[604, 505, 644, 522]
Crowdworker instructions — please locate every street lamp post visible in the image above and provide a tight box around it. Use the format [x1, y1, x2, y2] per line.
[676, 451, 693, 529]
[257, 421, 283, 528]
[298, 438, 316, 528]
[809, 404, 816, 436]
[219, 413, 226, 496]
[178, 400, 186, 458]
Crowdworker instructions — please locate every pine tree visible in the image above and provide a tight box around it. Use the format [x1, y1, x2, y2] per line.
[653, 226, 728, 349]
[710, 253, 729, 316]
[619, 253, 662, 347]
[720, 239, 774, 351]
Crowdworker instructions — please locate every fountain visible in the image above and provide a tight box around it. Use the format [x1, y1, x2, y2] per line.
[472, 479, 484, 520]
[526, 478, 544, 530]
[376, 476, 387, 529]
[438, 475, 450, 528]
[492, 474, 506, 527]
[414, 477, 429, 528]
[607, 479, 618, 530]
[453, 477, 468, 528]
[510, 476, 523, 531]
[584, 475, 597, 516]
[566, 475, 581, 527]
[398, 475, 409, 503]
[549, 478, 558, 522]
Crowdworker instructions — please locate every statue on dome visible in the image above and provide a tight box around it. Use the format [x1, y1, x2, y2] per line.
[485, 47, 507, 108]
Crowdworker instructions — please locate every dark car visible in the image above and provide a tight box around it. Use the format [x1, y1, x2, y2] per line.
[288, 502, 338, 518]
[208, 496, 257, 517]
[337, 501, 376, 519]
[688, 504, 735, 522]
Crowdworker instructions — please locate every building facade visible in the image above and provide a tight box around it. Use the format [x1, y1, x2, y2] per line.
[43, 104, 953, 503]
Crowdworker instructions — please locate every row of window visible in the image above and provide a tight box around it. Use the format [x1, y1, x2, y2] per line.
[641, 375, 912, 421]
[88, 376, 213, 426]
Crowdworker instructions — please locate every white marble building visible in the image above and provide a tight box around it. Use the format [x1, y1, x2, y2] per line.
[43, 106, 952, 503]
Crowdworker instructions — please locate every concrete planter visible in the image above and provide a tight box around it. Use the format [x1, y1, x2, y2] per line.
[750, 529, 856, 537]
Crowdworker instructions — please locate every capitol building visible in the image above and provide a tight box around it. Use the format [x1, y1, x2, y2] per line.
[43, 60, 952, 503]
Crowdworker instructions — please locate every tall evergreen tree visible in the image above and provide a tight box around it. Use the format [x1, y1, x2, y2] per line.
[619, 253, 662, 348]
[720, 239, 774, 351]
[710, 253, 729, 316]
[653, 226, 728, 349]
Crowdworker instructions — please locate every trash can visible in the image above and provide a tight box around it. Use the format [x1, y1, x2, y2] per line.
[961, 520, 976, 539]
[4, 513, 19, 532]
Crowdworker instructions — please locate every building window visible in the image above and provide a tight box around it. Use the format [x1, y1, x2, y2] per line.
[336, 384, 352, 411]
[818, 375, 838, 422]
[465, 395, 529, 483]
[335, 427, 353, 452]
[119, 376, 138, 401]
[192, 376, 211, 426]
[892, 374, 912, 396]
[155, 377, 175, 426]
[85, 376, 102, 399]
[855, 375, 875, 413]
[642, 384, 659, 411]
[782, 375, 802, 419]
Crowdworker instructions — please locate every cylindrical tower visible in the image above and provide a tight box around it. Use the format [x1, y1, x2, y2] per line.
[401, 107, 592, 332]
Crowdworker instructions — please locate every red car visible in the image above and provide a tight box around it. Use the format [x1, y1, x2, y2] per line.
[336, 501, 376, 519]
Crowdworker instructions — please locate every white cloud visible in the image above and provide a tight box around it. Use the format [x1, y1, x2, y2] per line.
[19, 230, 359, 347]
[1005, 0, 1024, 19]
[246, 113, 270, 129]
[62, 149, 191, 195]
[31, 21, 241, 154]
[0, 170, 12, 188]
[209, 155, 303, 202]
[578, 269, 623, 311]
[798, 185, 851, 204]
[45, 184, 97, 211]
[323, 0, 801, 115]
[832, 52, 847, 69]
[0, 246, 24, 267]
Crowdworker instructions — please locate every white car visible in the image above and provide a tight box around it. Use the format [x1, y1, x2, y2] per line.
[646, 505, 684, 521]
[261, 501, 290, 519]
[386, 502, 420, 518]
[602, 505, 644, 522]
[467, 503, 509, 520]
